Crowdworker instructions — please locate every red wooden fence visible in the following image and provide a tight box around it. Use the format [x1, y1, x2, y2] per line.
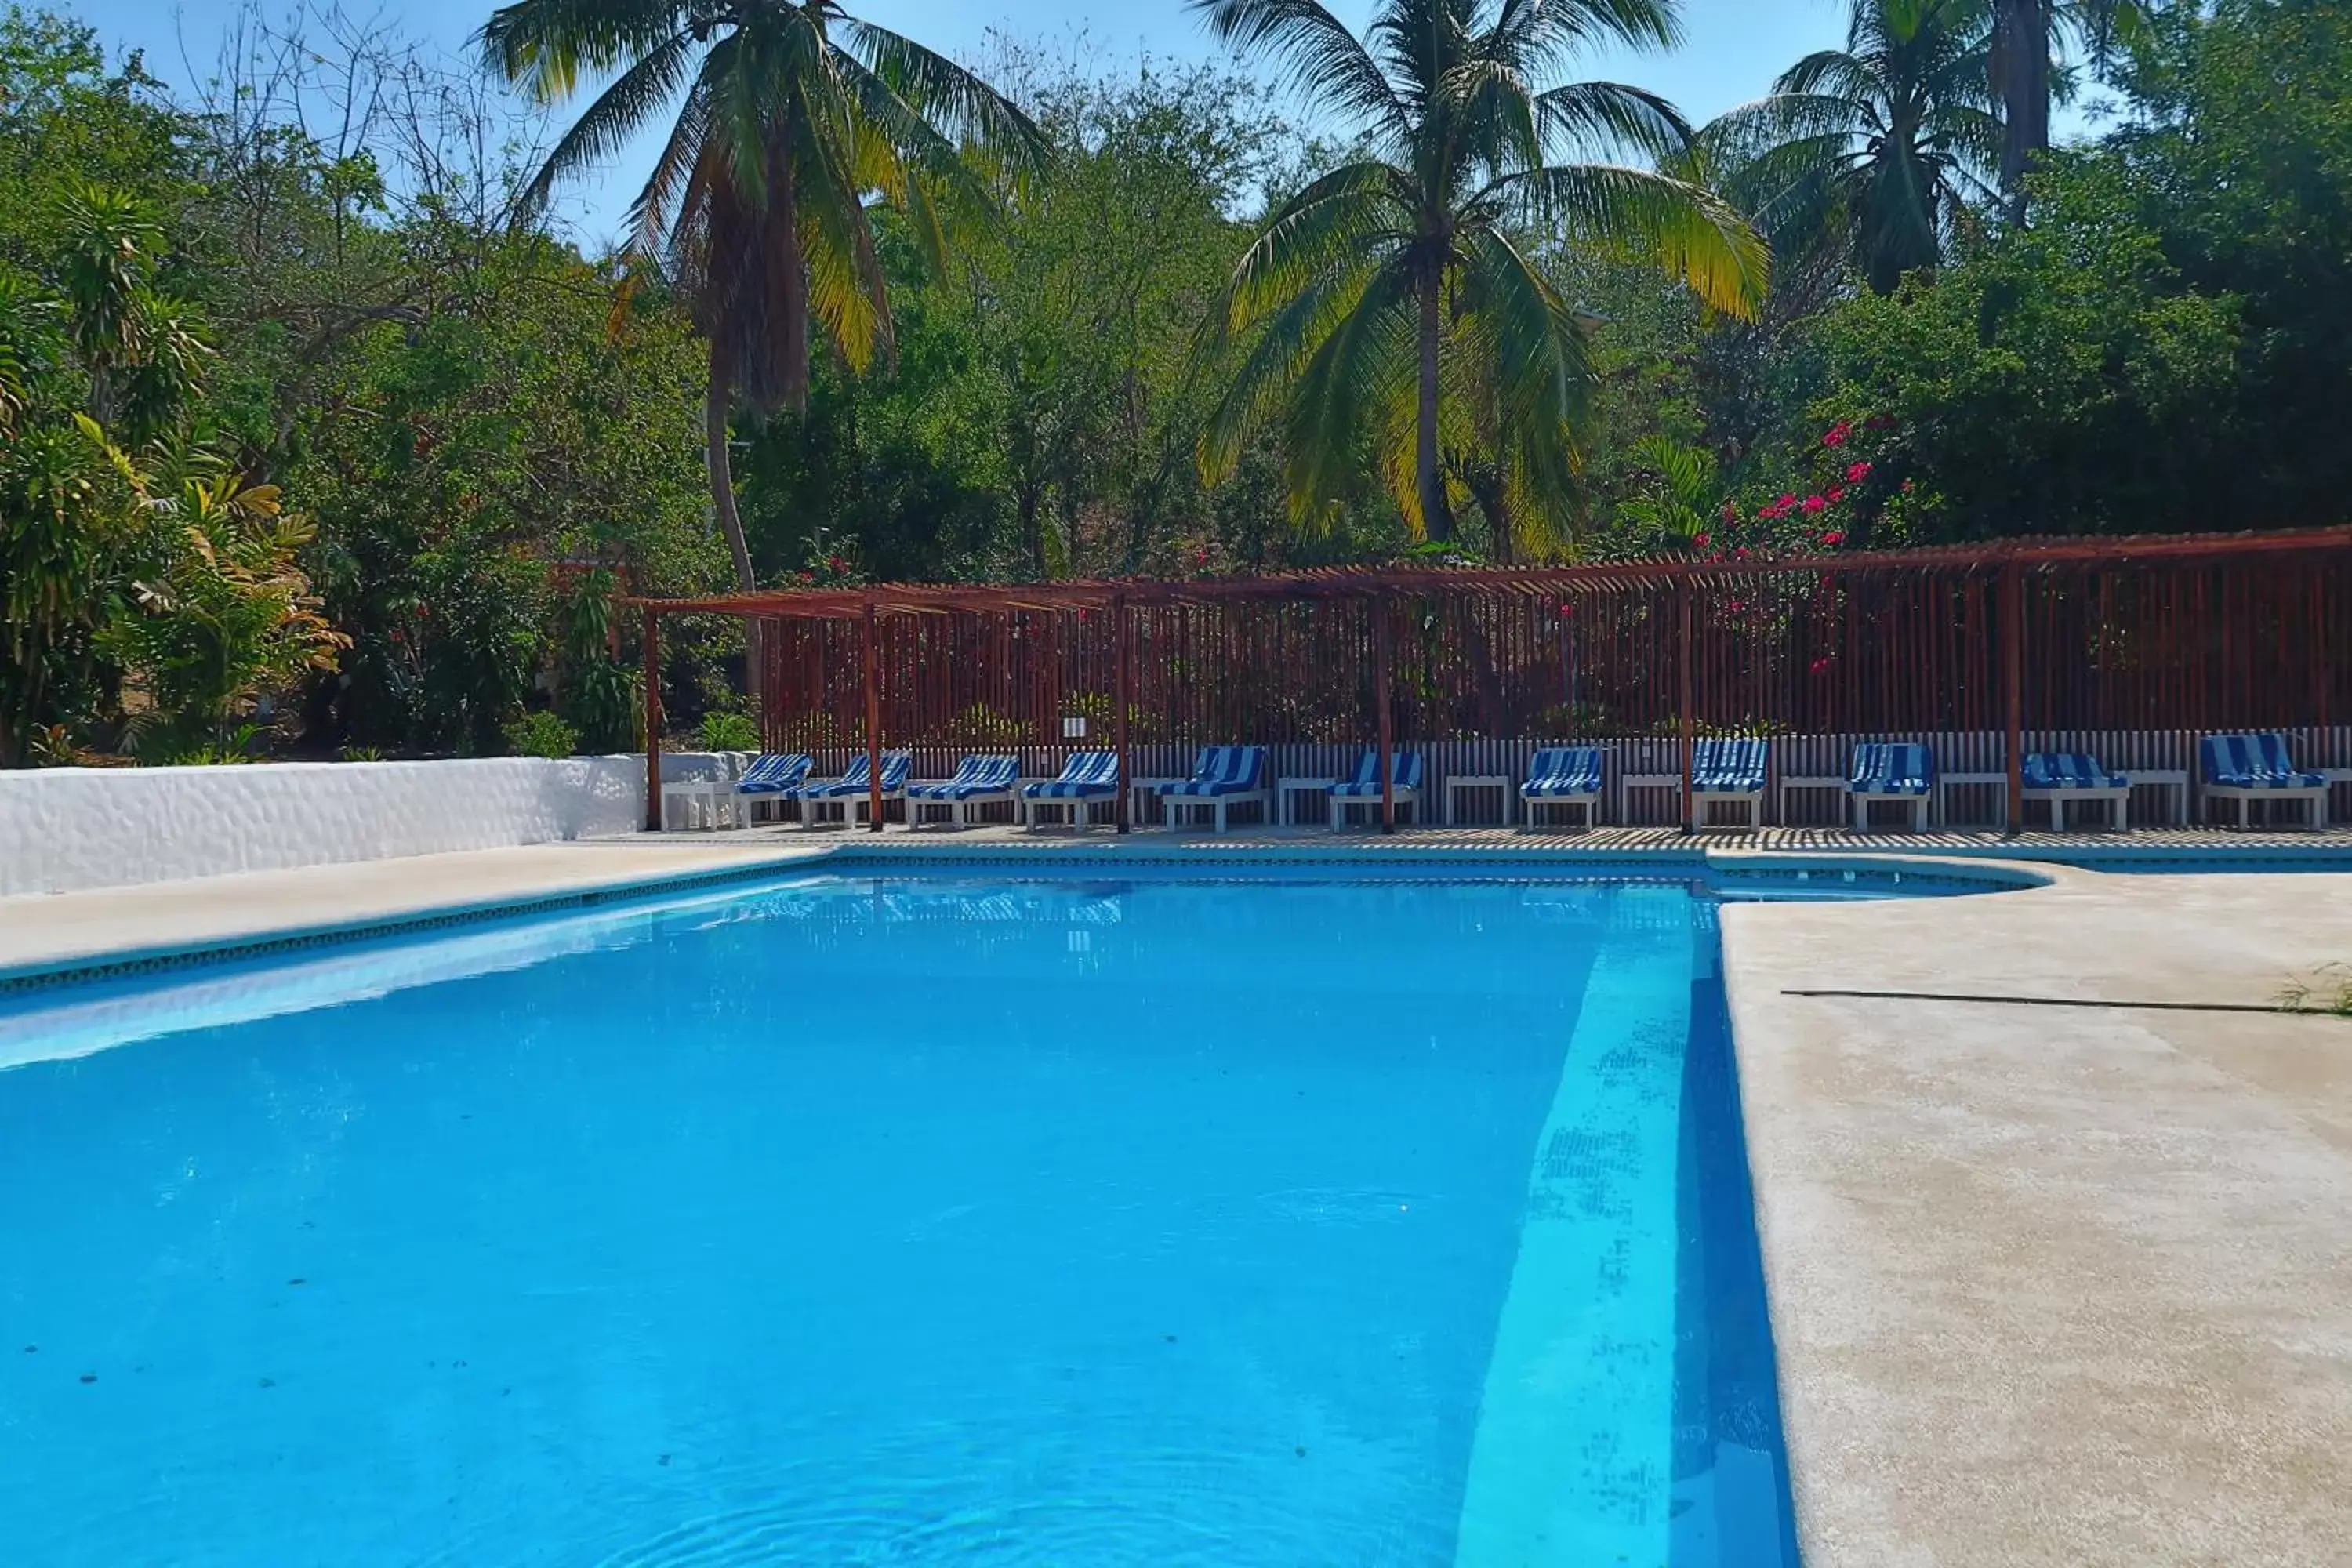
[741, 544, 2350, 755]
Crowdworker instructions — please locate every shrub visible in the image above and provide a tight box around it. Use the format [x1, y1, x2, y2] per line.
[699, 710, 760, 751]
[503, 710, 579, 760]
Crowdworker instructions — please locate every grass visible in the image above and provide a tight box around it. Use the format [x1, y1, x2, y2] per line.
[2274, 963, 2352, 1017]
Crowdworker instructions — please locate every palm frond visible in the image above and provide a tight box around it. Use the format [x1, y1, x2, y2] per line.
[837, 18, 1051, 181]
[1192, 0, 1410, 133]
[476, 0, 686, 103]
[514, 26, 697, 223]
[1210, 160, 1415, 335]
[1491, 162, 1768, 318]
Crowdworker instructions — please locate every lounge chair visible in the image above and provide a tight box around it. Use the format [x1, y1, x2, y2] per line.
[734, 753, 811, 823]
[1160, 746, 1271, 832]
[795, 750, 911, 828]
[2199, 733, 2328, 828]
[1519, 746, 1604, 829]
[906, 753, 1021, 829]
[1020, 750, 1120, 829]
[1327, 750, 1425, 829]
[1846, 742, 1934, 831]
[2022, 752, 2130, 830]
[1690, 738, 1769, 830]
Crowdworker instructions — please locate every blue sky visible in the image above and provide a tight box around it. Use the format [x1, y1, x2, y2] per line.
[84, 0, 1858, 245]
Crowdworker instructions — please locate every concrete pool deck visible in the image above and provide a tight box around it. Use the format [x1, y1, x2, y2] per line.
[2, 829, 2348, 1563]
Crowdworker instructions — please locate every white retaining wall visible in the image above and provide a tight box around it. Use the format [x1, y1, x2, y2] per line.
[0, 753, 749, 898]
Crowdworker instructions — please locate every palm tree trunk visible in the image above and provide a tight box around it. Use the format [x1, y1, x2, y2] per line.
[706, 342, 764, 713]
[1417, 270, 1450, 542]
[1994, 0, 2053, 220]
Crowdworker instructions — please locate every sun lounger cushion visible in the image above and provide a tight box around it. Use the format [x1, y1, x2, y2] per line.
[1692, 738, 1769, 792]
[1023, 752, 1120, 799]
[1327, 750, 1426, 797]
[907, 755, 1019, 800]
[1522, 747, 1603, 797]
[735, 753, 812, 794]
[1848, 742, 1933, 796]
[800, 753, 912, 798]
[2200, 733, 2325, 789]
[1161, 746, 1268, 797]
[2023, 753, 2128, 790]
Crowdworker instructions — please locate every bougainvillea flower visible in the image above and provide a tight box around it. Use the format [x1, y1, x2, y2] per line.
[1802, 495, 1828, 515]
[1820, 530, 1847, 546]
[1823, 423, 1851, 448]
[1845, 461, 1872, 483]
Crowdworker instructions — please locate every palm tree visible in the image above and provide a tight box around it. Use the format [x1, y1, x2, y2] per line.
[477, 0, 1046, 599]
[1705, 0, 2002, 296]
[1192, 0, 1764, 547]
[1989, 0, 2155, 215]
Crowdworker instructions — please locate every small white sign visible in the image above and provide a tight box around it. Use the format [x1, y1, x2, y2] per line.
[1062, 715, 1087, 739]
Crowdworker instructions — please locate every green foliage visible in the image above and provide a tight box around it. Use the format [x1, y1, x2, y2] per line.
[553, 568, 638, 753]
[698, 709, 760, 752]
[0, 158, 340, 765]
[1803, 157, 2241, 538]
[502, 708, 579, 760]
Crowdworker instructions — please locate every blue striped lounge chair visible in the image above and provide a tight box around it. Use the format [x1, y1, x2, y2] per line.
[2022, 752, 2130, 831]
[2200, 733, 2328, 829]
[795, 750, 912, 829]
[1020, 750, 1120, 829]
[1160, 746, 1271, 832]
[1690, 738, 1769, 830]
[1846, 742, 1935, 831]
[1327, 749, 1425, 829]
[1519, 746, 1604, 830]
[906, 753, 1021, 829]
[734, 752, 811, 822]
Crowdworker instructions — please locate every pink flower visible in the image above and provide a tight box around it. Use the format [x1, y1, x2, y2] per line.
[828, 554, 845, 572]
[1195, 548, 1210, 566]
[1820, 529, 1846, 546]
[1901, 479, 1915, 494]
[1823, 422, 1852, 448]
[1693, 532, 1711, 548]
[1733, 546, 1751, 561]
[1777, 492, 1798, 509]
[1809, 656, 1831, 675]
[1827, 486, 1846, 503]
[1802, 495, 1828, 515]
[1719, 503, 1739, 524]
[1728, 599, 1746, 612]
[1845, 460, 1872, 484]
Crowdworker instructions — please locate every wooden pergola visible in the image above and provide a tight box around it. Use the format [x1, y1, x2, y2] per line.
[626, 524, 2352, 834]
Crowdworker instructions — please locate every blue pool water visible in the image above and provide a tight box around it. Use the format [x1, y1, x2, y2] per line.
[0, 873, 1801, 1566]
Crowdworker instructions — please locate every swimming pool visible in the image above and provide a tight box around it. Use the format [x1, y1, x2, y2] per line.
[0, 872, 1802, 1566]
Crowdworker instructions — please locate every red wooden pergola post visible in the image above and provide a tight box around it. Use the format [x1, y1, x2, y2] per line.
[1114, 593, 1133, 833]
[2002, 560, 2025, 833]
[1677, 581, 1695, 832]
[641, 604, 662, 832]
[1374, 590, 1396, 833]
[862, 597, 884, 833]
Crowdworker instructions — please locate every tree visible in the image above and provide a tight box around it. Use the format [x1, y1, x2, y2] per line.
[1192, 0, 1763, 546]
[478, 0, 1048, 608]
[1707, 0, 2002, 296]
[0, 180, 343, 765]
[1988, 0, 2156, 215]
